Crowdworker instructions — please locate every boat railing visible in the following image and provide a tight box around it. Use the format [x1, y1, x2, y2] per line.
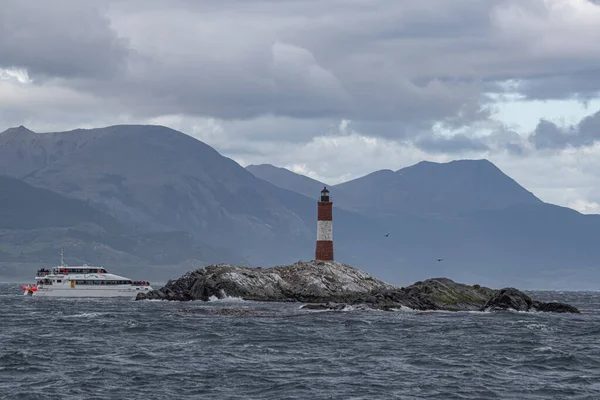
[47, 268, 106, 275]
[132, 281, 151, 286]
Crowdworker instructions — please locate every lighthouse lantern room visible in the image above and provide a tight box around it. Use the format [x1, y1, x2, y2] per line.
[320, 187, 330, 202]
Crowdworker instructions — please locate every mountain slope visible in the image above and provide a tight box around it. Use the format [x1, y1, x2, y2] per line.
[243, 159, 600, 289]
[0, 175, 119, 231]
[0, 125, 393, 271]
[0, 175, 245, 279]
[333, 160, 542, 216]
[246, 164, 329, 200]
[363, 203, 600, 289]
[3, 125, 600, 289]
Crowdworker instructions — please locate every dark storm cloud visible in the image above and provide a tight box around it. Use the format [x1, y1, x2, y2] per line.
[0, 0, 496, 127]
[0, 0, 129, 79]
[2, 0, 600, 148]
[529, 110, 600, 149]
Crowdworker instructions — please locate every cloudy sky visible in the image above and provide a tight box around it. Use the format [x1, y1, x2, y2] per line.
[2, 0, 600, 213]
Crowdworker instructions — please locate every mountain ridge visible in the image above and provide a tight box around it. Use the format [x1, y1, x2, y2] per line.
[244, 157, 600, 289]
[245, 163, 329, 200]
[0, 124, 393, 275]
[2, 124, 600, 289]
[246, 159, 544, 216]
[333, 158, 542, 216]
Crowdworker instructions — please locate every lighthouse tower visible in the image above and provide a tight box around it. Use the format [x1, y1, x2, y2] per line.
[315, 186, 334, 261]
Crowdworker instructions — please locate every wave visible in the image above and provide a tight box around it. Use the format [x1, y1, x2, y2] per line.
[208, 290, 245, 302]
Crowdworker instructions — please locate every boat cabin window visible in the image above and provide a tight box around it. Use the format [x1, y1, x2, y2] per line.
[53, 268, 108, 274]
[74, 280, 132, 285]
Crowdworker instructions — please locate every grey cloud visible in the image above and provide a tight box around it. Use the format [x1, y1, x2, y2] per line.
[218, 116, 339, 143]
[484, 127, 530, 156]
[517, 68, 600, 101]
[504, 143, 526, 156]
[414, 134, 490, 154]
[2, 0, 600, 147]
[0, 0, 129, 79]
[530, 120, 571, 149]
[2, 0, 495, 128]
[590, 187, 600, 205]
[529, 110, 600, 150]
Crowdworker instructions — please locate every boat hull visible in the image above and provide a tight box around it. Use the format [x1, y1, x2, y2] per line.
[27, 286, 152, 298]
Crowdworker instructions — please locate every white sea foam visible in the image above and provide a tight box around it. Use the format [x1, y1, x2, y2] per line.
[526, 323, 554, 332]
[390, 305, 419, 312]
[340, 304, 371, 312]
[208, 290, 245, 302]
[63, 312, 106, 318]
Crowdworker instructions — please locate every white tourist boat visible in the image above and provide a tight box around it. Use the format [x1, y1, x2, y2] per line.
[23, 251, 153, 298]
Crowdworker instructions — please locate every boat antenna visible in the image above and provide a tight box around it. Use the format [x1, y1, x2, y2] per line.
[60, 247, 65, 267]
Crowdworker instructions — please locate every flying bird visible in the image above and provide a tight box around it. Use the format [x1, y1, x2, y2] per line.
[385, 233, 389, 237]
[437, 258, 444, 262]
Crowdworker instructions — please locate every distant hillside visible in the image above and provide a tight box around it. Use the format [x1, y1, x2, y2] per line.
[0, 125, 392, 271]
[3, 125, 600, 289]
[242, 160, 600, 289]
[0, 175, 118, 230]
[333, 160, 542, 216]
[246, 160, 542, 216]
[0, 175, 247, 278]
[246, 164, 329, 200]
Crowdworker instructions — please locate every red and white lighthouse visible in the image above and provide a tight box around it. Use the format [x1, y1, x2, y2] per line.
[315, 186, 334, 261]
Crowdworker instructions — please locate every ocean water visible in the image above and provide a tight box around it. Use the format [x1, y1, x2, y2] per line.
[1, 283, 599, 399]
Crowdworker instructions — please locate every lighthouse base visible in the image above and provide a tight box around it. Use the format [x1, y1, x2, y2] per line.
[315, 240, 334, 261]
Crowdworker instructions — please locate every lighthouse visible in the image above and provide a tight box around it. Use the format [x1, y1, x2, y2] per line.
[315, 186, 334, 261]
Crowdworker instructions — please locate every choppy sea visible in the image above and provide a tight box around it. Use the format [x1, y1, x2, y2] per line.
[1, 283, 599, 399]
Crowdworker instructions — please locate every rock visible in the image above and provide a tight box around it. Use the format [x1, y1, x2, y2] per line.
[300, 302, 346, 311]
[136, 261, 579, 314]
[341, 278, 497, 312]
[136, 260, 394, 302]
[373, 278, 497, 312]
[534, 302, 580, 313]
[481, 288, 534, 312]
[300, 304, 331, 311]
[481, 288, 580, 313]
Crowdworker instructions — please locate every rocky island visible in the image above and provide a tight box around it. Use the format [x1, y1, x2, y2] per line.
[136, 260, 580, 313]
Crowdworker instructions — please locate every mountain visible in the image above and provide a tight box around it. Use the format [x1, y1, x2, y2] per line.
[0, 125, 394, 277]
[245, 160, 600, 289]
[3, 124, 600, 289]
[246, 164, 329, 200]
[0, 175, 244, 281]
[246, 159, 542, 216]
[333, 160, 542, 216]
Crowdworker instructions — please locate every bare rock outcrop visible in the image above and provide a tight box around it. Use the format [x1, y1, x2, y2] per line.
[481, 288, 580, 313]
[136, 261, 580, 314]
[349, 278, 497, 312]
[136, 260, 394, 302]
